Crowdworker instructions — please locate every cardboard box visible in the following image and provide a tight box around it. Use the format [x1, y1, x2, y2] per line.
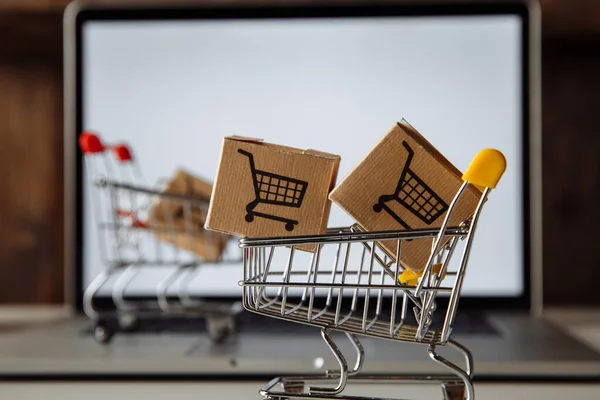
[148, 169, 229, 261]
[329, 120, 481, 273]
[205, 136, 340, 242]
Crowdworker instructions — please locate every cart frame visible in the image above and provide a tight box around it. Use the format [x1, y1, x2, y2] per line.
[238, 148, 505, 400]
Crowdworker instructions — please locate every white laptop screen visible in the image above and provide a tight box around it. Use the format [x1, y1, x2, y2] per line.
[81, 15, 524, 298]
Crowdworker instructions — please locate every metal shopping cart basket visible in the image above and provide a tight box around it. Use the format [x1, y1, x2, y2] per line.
[373, 141, 449, 230]
[238, 149, 308, 232]
[80, 132, 242, 344]
[239, 149, 505, 400]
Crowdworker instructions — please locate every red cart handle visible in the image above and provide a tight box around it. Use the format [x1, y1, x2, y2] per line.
[79, 131, 106, 154]
[79, 132, 134, 163]
[113, 144, 134, 163]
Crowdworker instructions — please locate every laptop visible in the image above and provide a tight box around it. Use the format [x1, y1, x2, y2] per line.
[1, 0, 599, 379]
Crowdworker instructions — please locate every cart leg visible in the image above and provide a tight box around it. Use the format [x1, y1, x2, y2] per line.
[449, 339, 474, 378]
[308, 329, 349, 395]
[84, 267, 118, 346]
[345, 332, 365, 375]
[156, 267, 187, 312]
[427, 344, 474, 400]
[441, 382, 466, 400]
[83, 267, 117, 321]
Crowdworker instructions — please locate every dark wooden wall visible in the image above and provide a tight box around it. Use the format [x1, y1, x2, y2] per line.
[0, 1, 598, 305]
[0, 9, 64, 303]
[542, 37, 600, 304]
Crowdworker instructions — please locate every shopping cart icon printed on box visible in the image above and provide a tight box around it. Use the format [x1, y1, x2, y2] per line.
[373, 141, 449, 229]
[238, 149, 308, 232]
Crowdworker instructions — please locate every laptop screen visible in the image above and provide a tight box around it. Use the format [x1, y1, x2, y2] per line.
[80, 12, 525, 299]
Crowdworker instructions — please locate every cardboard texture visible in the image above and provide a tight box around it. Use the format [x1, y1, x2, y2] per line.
[205, 137, 340, 244]
[148, 169, 229, 262]
[329, 120, 481, 273]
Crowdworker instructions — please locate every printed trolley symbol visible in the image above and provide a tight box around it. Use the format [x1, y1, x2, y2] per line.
[373, 140, 449, 229]
[238, 149, 308, 232]
[238, 148, 506, 400]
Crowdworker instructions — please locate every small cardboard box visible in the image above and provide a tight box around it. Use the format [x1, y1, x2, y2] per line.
[205, 136, 340, 242]
[329, 120, 481, 273]
[149, 169, 229, 261]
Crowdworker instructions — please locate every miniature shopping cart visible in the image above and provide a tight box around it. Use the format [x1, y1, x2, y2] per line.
[80, 132, 241, 344]
[238, 149, 308, 232]
[373, 141, 449, 229]
[239, 149, 505, 400]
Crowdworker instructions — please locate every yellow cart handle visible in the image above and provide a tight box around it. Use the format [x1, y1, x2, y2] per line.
[399, 264, 446, 286]
[462, 149, 506, 189]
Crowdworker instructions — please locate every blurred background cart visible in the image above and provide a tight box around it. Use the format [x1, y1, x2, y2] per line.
[79, 132, 242, 344]
[238, 149, 505, 400]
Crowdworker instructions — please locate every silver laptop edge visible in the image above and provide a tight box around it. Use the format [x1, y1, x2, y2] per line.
[63, 0, 78, 313]
[63, 0, 543, 317]
[528, 0, 543, 318]
[0, 0, 590, 379]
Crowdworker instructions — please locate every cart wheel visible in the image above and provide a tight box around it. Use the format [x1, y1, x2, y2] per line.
[282, 382, 305, 394]
[117, 312, 138, 332]
[373, 203, 383, 212]
[245, 214, 254, 223]
[94, 324, 114, 345]
[285, 223, 295, 232]
[441, 382, 466, 400]
[206, 315, 236, 344]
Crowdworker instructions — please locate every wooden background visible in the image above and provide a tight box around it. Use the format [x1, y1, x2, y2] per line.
[0, 0, 598, 305]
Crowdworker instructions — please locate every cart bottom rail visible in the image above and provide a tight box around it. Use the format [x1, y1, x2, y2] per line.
[258, 328, 474, 400]
[260, 374, 469, 400]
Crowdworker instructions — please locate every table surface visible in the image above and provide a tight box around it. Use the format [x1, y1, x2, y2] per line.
[2, 381, 600, 400]
[1, 306, 600, 399]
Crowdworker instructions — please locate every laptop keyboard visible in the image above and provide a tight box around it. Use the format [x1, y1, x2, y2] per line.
[82, 309, 498, 337]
